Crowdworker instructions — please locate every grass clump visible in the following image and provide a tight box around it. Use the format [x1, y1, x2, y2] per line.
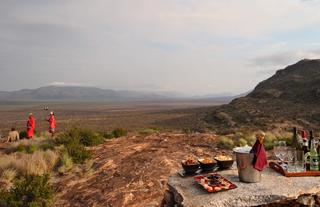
[0, 169, 17, 191]
[0, 174, 53, 207]
[139, 128, 159, 136]
[57, 153, 73, 174]
[217, 136, 235, 150]
[111, 128, 127, 138]
[15, 144, 39, 154]
[0, 150, 58, 176]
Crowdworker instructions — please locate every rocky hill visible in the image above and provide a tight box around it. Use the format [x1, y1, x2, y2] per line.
[203, 59, 320, 132]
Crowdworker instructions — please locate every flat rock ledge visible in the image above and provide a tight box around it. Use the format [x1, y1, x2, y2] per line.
[163, 165, 320, 207]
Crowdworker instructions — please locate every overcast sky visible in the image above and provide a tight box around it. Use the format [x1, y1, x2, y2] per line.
[1, 0, 320, 95]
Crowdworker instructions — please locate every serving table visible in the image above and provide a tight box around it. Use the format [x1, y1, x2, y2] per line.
[165, 163, 320, 207]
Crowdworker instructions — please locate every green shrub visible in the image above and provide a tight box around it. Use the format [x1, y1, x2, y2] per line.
[57, 153, 73, 174]
[139, 128, 159, 136]
[102, 132, 115, 139]
[39, 143, 55, 151]
[0, 174, 53, 207]
[112, 128, 127, 138]
[237, 138, 248, 147]
[57, 128, 104, 147]
[65, 140, 91, 164]
[16, 144, 26, 153]
[19, 131, 28, 139]
[217, 136, 235, 150]
[26, 144, 38, 154]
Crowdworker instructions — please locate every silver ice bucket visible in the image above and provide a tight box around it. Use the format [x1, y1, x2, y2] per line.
[234, 147, 261, 183]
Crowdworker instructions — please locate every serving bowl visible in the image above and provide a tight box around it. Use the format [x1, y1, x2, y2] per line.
[198, 158, 217, 171]
[181, 161, 200, 174]
[214, 157, 234, 169]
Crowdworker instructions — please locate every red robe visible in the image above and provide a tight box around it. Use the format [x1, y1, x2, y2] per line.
[27, 116, 36, 138]
[47, 115, 56, 130]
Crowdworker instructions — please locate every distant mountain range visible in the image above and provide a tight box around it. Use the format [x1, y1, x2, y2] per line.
[0, 85, 238, 102]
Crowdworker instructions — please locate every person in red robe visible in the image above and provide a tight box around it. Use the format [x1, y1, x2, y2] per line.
[47, 111, 56, 137]
[26, 113, 36, 138]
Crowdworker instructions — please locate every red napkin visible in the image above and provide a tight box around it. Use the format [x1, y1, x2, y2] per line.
[250, 139, 267, 171]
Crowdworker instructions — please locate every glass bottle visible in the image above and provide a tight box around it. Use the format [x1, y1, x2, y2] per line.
[305, 139, 319, 171]
[292, 127, 302, 150]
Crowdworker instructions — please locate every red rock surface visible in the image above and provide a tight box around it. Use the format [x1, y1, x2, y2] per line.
[53, 133, 230, 207]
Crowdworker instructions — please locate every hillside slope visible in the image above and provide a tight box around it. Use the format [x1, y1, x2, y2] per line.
[202, 59, 320, 131]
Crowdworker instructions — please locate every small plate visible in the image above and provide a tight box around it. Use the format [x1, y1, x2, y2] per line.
[194, 173, 237, 193]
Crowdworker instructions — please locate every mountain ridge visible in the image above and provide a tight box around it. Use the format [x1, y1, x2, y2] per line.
[0, 85, 237, 102]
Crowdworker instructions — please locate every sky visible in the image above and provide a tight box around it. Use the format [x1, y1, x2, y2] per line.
[1, 0, 320, 96]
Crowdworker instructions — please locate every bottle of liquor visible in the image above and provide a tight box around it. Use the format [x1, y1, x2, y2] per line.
[308, 139, 319, 171]
[309, 130, 314, 150]
[302, 130, 309, 154]
[301, 130, 310, 170]
[292, 127, 302, 150]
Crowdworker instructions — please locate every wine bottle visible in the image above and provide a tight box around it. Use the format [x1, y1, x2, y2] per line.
[292, 127, 301, 150]
[309, 130, 314, 150]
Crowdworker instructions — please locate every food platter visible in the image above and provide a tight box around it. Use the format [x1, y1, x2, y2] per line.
[194, 173, 237, 193]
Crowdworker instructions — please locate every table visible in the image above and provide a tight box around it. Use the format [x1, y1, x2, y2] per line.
[166, 164, 320, 207]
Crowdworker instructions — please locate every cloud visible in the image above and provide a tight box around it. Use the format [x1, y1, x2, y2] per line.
[250, 50, 320, 68]
[1, 0, 320, 94]
[49, 82, 85, 87]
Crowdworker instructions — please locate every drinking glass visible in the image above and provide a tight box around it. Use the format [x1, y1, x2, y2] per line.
[294, 150, 306, 172]
[286, 149, 295, 172]
[274, 141, 287, 162]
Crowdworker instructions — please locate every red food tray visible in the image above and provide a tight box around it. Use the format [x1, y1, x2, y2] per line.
[194, 173, 237, 193]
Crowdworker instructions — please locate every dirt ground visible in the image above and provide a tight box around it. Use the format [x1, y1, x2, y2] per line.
[53, 133, 231, 207]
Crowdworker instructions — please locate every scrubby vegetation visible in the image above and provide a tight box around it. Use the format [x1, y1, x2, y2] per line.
[139, 128, 160, 136]
[0, 174, 53, 207]
[111, 128, 127, 138]
[0, 127, 109, 206]
[217, 136, 235, 150]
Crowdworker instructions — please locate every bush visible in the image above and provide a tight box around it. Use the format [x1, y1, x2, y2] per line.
[39, 143, 55, 151]
[26, 144, 38, 154]
[102, 132, 115, 139]
[19, 131, 28, 139]
[15, 144, 38, 154]
[139, 128, 159, 136]
[57, 128, 104, 147]
[112, 128, 127, 138]
[217, 136, 235, 150]
[65, 140, 91, 164]
[237, 138, 248, 147]
[57, 153, 73, 174]
[0, 174, 53, 207]
[16, 144, 26, 153]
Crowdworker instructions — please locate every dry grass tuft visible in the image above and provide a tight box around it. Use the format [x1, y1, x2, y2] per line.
[0, 150, 59, 176]
[0, 168, 17, 190]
